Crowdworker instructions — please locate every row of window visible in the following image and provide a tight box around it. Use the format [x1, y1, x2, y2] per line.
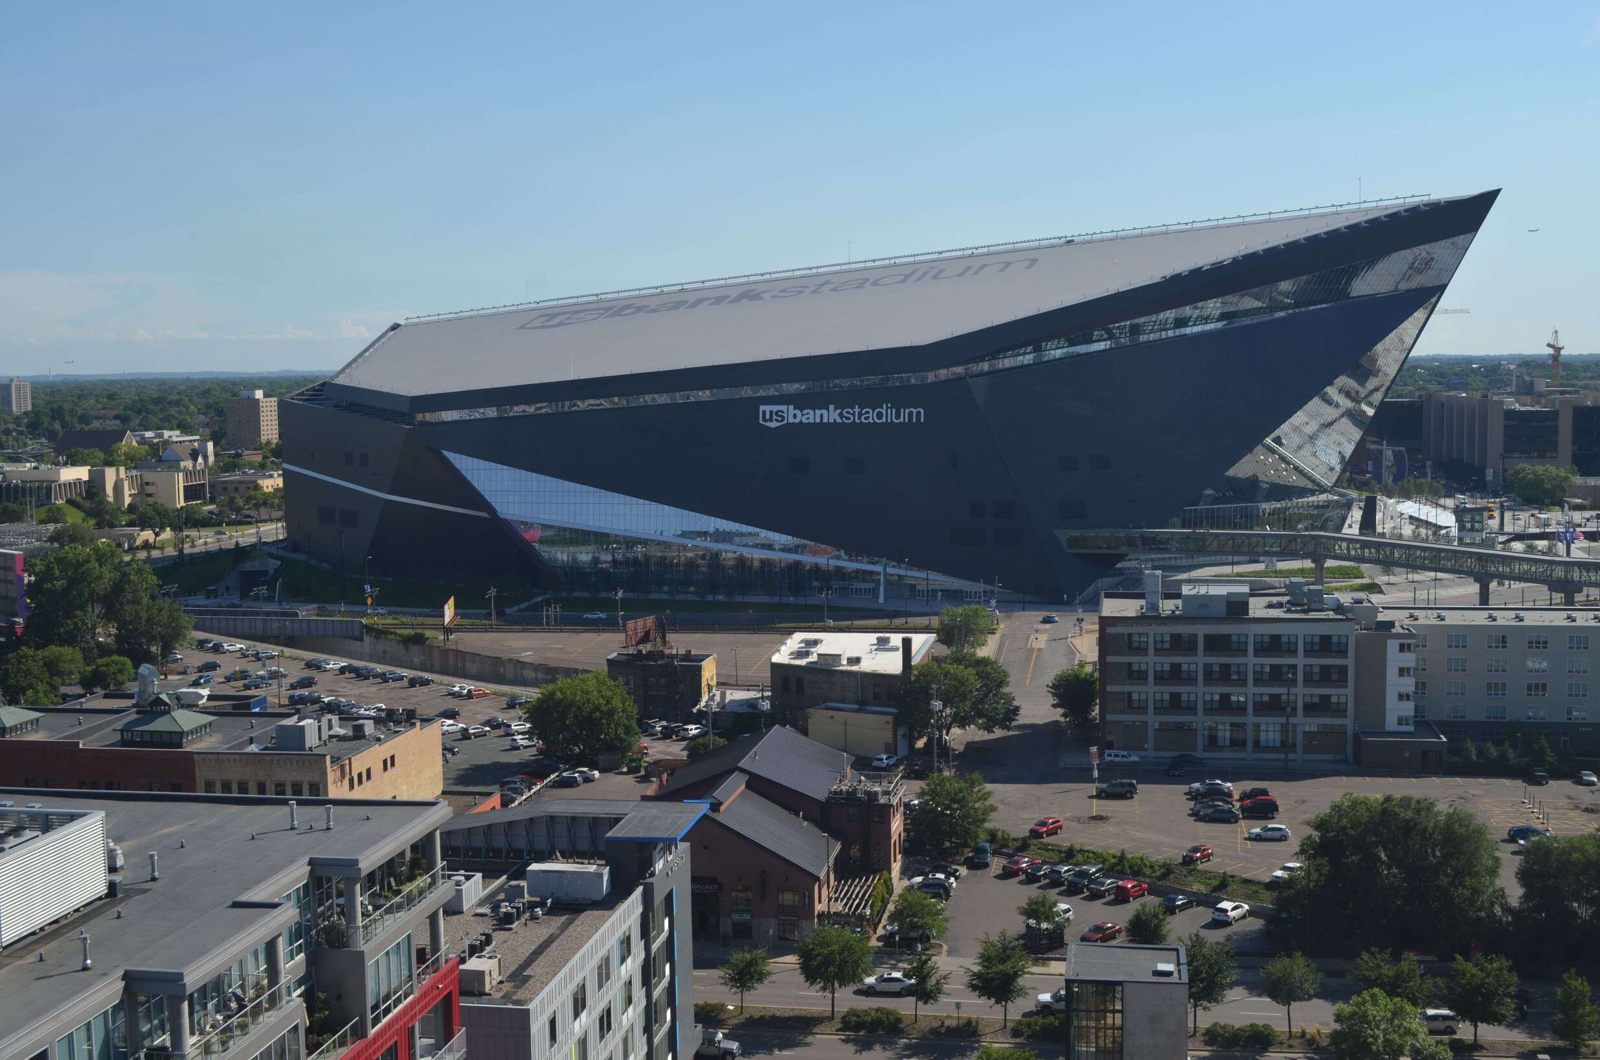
[1118, 692, 1350, 712]
[204, 779, 322, 796]
[1417, 703, 1590, 722]
[1420, 680, 1589, 699]
[1120, 663, 1349, 683]
[315, 505, 360, 528]
[1426, 654, 1589, 674]
[1423, 632, 1589, 651]
[1121, 632, 1350, 654]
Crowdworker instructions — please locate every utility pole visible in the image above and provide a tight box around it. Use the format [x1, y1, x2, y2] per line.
[485, 586, 498, 625]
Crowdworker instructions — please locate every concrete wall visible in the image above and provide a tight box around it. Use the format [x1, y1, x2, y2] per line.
[288, 633, 587, 689]
[1120, 980, 1189, 1059]
[0, 739, 197, 791]
[805, 706, 900, 757]
[195, 615, 367, 641]
[328, 723, 444, 800]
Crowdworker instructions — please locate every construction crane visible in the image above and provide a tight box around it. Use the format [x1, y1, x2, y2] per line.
[1547, 328, 1565, 387]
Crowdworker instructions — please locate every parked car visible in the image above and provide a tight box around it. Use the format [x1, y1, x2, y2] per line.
[1079, 921, 1123, 943]
[1002, 854, 1042, 877]
[380, 671, 408, 683]
[1528, 769, 1551, 786]
[1211, 901, 1250, 925]
[553, 772, 584, 788]
[507, 721, 532, 734]
[408, 674, 435, 687]
[164, 651, 184, 664]
[870, 753, 900, 769]
[289, 676, 316, 690]
[465, 725, 489, 739]
[1248, 825, 1292, 842]
[241, 679, 269, 690]
[195, 639, 217, 651]
[1085, 875, 1118, 899]
[1101, 750, 1139, 764]
[1241, 798, 1280, 819]
[1036, 987, 1069, 1014]
[1160, 894, 1195, 914]
[509, 735, 537, 750]
[1189, 780, 1234, 801]
[466, 687, 492, 699]
[1269, 862, 1304, 887]
[1029, 816, 1064, 838]
[1195, 804, 1242, 824]
[1168, 752, 1206, 772]
[570, 767, 600, 782]
[220, 642, 246, 653]
[1239, 786, 1273, 802]
[1114, 880, 1149, 902]
[1507, 824, 1552, 842]
[862, 971, 917, 996]
[910, 876, 954, 900]
[583, 611, 609, 620]
[190, 674, 213, 686]
[1065, 865, 1105, 894]
[1421, 1009, 1459, 1036]
[446, 684, 472, 697]
[926, 863, 964, 881]
[677, 724, 708, 739]
[437, 706, 461, 719]
[966, 842, 994, 869]
[1579, 771, 1599, 786]
[1024, 861, 1052, 883]
[1045, 863, 1076, 886]
[196, 660, 221, 673]
[506, 695, 531, 708]
[1182, 844, 1213, 865]
[1097, 779, 1139, 799]
[255, 650, 279, 661]
[1040, 614, 1059, 624]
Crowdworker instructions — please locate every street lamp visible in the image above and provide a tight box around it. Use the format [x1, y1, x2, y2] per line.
[930, 699, 944, 773]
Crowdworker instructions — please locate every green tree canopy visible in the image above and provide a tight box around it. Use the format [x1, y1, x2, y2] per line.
[718, 949, 772, 1014]
[1352, 949, 1434, 1008]
[80, 654, 135, 692]
[105, 442, 150, 467]
[524, 672, 640, 762]
[1262, 953, 1320, 1039]
[1515, 832, 1600, 969]
[965, 932, 1030, 1027]
[1126, 903, 1170, 945]
[1048, 663, 1098, 732]
[1274, 793, 1501, 956]
[795, 926, 872, 1017]
[1443, 952, 1518, 1046]
[1, 645, 84, 704]
[905, 771, 996, 856]
[905, 953, 949, 1024]
[897, 651, 1019, 743]
[1329, 988, 1430, 1060]
[1506, 464, 1576, 506]
[936, 605, 997, 652]
[1555, 969, 1599, 1054]
[890, 888, 950, 944]
[19, 540, 190, 664]
[1182, 931, 1236, 1035]
[63, 447, 106, 466]
[1019, 893, 1064, 928]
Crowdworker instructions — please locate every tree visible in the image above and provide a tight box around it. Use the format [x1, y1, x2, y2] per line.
[523, 672, 640, 762]
[1352, 949, 1434, 1008]
[80, 654, 135, 692]
[1, 645, 84, 704]
[1262, 953, 1319, 1039]
[890, 888, 950, 946]
[1274, 794, 1501, 957]
[47, 521, 97, 547]
[936, 605, 997, 652]
[796, 926, 872, 1018]
[1554, 969, 1599, 1054]
[1529, 733, 1554, 771]
[1515, 833, 1600, 968]
[1127, 903, 1170, 945]
[1019, 893, 1064, 928]
[1182, 931, 1236, 1035]
[1443, 952, 1518, 1046]
[63, 447, 106, 466]
[1506, 464, 1576, 506]
[905, 771, 995, 855]
[966, 932, 1030, 1027]
[685, 734, 727, 760]
[1048, 664, 1098, 732]
[1329, 988, 1430, 1060]
[898, 652, 1019, 745]
[718, 949, 771, 1014]
[105, 442, 150, 467]
[905, 953, 949, 1024]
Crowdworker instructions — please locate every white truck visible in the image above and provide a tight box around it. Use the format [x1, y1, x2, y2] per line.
[696, 1028, 741, 1059]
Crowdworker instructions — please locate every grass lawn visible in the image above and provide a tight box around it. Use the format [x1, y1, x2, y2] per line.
[155, 550, 243, 594]
[1199, 564, 1367, 580]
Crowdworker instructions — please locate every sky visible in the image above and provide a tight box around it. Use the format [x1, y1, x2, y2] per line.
[1, 2, 1596, 376]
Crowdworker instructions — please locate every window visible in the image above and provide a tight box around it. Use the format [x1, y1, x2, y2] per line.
[1571, 634, 1591, 652]
[1569, 682, 1589, 699]
[1068, 981, 1122, 1060]
[56, 1002, 122, 1060]
[1486, 681, 1507, 698]
[344, 450, 354, 466]
[1088, 453, 1111, 470]
[573, 982, 588, 1023]
[1414, 634, 1427, 649]
[1571, 657, 1591, 675]
[1415, 680, 1427, 695]
[1570, 706, 1590, 722]
[367, 933, 414, 1023]
[1486, 656, 1507, 673]
[968, 500, 986, 518]
[1487, 633, 1508, 650]
[1397, 666, 1413, 678]
[1527, 682, 1549, 698]
[1416, 655, 1427, 672]
[291, 782, 304, 796]
[597, 955, 612, 989]
[599, 1003, 614, 1040]
[1397, 640, 1414, 654]
[1127, 632, 1150, 652]
[1527, 658, 1550, 673]
[1528, 634, 1550, 651]
[992, 500, 1017, 520]
[1446, 657, 1467, 672]
[618, 931, 632, 967]
[1447, 633, 1469, 649]
[1447, 702, 1467, 720]
[358, 452, 369, 467]
[1446, 681, 1467, 697]
[1485, 703, 1507, 721]
[1395, 715, 1412, 727]
[549, 1014, 560, 1048]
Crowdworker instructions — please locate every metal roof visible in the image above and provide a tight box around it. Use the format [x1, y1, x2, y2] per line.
[331, 198, 1447, 398]
[607, 802, 705, 843]
[655, 726, 847, 802]
[1068, 942, 1189, 985]
[705, 787, 839, 879]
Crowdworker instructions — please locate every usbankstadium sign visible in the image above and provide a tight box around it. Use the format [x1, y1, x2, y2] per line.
[758, 403, 925, 428]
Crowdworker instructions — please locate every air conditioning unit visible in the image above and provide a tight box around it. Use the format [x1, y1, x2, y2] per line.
[460, 954, 502, 995]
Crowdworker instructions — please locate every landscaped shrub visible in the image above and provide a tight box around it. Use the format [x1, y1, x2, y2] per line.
[694, 1001, 729, 1026]
[839, 1007, 905, 1034]
[1200, 1022, 1279, 1051]
[930, 1016, 980, 1038]
[1009, 1013, 1068, 1040]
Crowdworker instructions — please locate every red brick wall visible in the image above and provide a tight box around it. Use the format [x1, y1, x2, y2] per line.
[0, 740, 196, 791]
[690, 813, 826, 926]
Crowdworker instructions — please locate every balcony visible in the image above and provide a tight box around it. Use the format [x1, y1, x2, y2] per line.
[360, 866, 447, 946]
[419, 1029, 468, 1060]
[189, 979, 298, 1059]
[830, 772, 904, 806]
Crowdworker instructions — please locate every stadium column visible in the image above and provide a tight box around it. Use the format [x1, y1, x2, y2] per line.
[1478, 578, 1492, 606]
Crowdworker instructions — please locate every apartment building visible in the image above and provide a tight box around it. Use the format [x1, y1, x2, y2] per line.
[228, 389, 281, 448]
[3, 376, 32, 413]
[0, 790, 461, 1060]
[437, 800, 702, 1060]
[1405, 606, 1600, 754]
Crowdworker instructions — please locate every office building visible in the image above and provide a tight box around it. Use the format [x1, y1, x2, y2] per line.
[436, 799, 702, 1060]
[768, 631, 935, 733]
[605, 648, 717, 723]
[3, 376, 32, 413]
[0, 789, 461, 1060]
[228, 389, 281, 448]
[213, 469, 286, 499]
[282, 192, 1496, 600]
[1064, 943, 1189, 1060]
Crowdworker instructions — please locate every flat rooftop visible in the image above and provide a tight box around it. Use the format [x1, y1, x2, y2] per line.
[1100, 590, 1362, 622]
[1067, 942, 1188, 985]
[445, 895, 628, 1006]
[1393, 605, 1600, 627]
[7, 706, 427, 761]
[770, 631, 935, 674]
[0, 790, 447, 1057]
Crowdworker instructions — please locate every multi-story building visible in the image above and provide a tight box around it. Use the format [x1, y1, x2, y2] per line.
[3, 376, 32, 413]
[768, 631, 934, 732]
[1405, 605, 1600, 755]
[0, 463, 89, 505]
[228, 389, 281, 448]
[1063, 943, 1190, 1060]
[213, 469, 286, 499]
[606, 648, 717, 723]
[648, 725, 904, 944]
[0, 789, 461, 1060]
[0, 701, 444, 799]
[436, 799, 702, 1060]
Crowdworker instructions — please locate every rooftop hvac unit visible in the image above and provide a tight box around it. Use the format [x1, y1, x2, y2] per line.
[460, 954, 502, 995]
[444, 872, 483, 914]
[801, 637, 823, 648]
[846, 656, 862, 666]
[350, 719, 373, 739]
[816, 652, 843, 666]
[875, 635, 892, 647]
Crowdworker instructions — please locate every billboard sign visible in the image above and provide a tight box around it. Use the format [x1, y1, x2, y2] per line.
[443, 595, 457, 629]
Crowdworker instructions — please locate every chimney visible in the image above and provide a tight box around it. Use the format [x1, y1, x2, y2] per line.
[288, 801, 298, 830]
[148, 851, 159, 881]
[901, 636, 913, 674]
[1144, 570, 1163, 614]
[325, 804, 334, 830]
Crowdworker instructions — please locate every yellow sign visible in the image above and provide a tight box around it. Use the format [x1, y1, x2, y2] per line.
[443, 595, 457, 628]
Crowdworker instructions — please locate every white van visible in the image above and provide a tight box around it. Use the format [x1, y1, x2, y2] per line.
[1421, 1009, 1458, 1035]
[1102, 749, 1140, 764]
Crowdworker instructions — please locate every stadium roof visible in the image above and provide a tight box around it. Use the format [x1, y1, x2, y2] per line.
[332, 197, 1460, 398]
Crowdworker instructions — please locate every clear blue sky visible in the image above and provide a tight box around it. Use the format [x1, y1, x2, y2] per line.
[1, 2, 1595, 375]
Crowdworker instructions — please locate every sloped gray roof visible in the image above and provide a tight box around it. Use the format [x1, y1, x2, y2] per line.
[332, 199, 1450, 398]
[707, 788, 839, 879]
[609, 802, 705, 842]
[655, 726, 846, 802]
[0, 706, 41, 732]
[708, 771, 748, 806]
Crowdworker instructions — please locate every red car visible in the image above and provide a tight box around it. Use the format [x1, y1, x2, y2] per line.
[1114, 880, 1149, 902]
[1029, 817, 1064, 838]
[1002, 854, 1042, 877]
[1182, 844, 1213, 865]
[1080, 921, 1124, 943]
[466, 687, 492, 699]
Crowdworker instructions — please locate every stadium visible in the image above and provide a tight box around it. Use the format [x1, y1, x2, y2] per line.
[282, 191, 1498, 602]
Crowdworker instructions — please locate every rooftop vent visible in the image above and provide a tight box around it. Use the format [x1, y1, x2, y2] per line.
[1487, 613, 1498, 621]
[875, 635, 892, 647]
[1153, 962, 1177, 977]
[1515, 613, 1526, 622]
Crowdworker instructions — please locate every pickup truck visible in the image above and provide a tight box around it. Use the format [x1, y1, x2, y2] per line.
[697, 1028, 742, 1059]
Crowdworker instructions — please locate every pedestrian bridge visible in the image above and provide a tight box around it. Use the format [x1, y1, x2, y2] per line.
[1059, 529, 1600, 604]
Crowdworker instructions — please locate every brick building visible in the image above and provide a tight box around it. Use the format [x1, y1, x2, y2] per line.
[606, 647, 717, 722]
[227, 389, 281, 447]
[768, 631, 935, 732]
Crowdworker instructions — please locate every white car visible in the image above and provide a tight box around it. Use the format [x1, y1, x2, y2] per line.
[572, 767, 600, 782]
[677, 724, 707, 739]
[862, 972, 915, 996]
[446, 684, 472, 697]
[465, 725, 489, 739]
[1248, 825, 1292, 843]
[440, 721, 465, 735]
[1055, 902, 1074, 921]
[164, 651, 184, 663]
[870, 753, 901, 769]
[509, 735, 536, 750]
[1268, 862, 1304, 886]
[1036, 987, 1068, 1014]
[1211, 901, 1250, 925]
[318, 659, 347, 672]
[1101, 749, 1140, 764]
[220, 642, 246, 653]
[1579, 771, 1598, 786]
[508, 721, 532, 734]
[583, 611, 609, 620]
[256, 650, 279, 660]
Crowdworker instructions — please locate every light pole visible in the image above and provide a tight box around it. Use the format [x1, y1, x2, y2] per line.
[485, 586, 499, 625]
[930, 699, 943, 773]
